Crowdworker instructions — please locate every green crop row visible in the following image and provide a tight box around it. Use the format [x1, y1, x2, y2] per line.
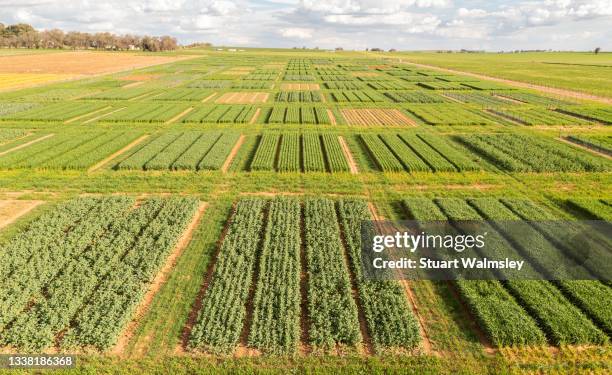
[303, 198, 361, 349]
[248, 199, 301, 354]
[188, 199, 267, 353]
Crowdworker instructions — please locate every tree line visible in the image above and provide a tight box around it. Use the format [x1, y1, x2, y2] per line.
[0, 23, 179, 51]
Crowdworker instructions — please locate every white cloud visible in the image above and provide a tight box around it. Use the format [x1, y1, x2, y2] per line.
[0, 0, 610, 50]
[279, 27, 314, 39]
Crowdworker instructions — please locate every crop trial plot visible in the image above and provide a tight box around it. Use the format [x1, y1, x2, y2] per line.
[182, 105, 257, 124]
[114, 131, 240, 171]
[341, 109, 415, 126]
[0, 102, 111, 122]
[0, 196, 200, 351]
[262, 106, 332, 125]
[456, 133, 610, 172]
[280, 83, 320, 90]
[0, 131, 143, 170]
[405, 105, 496, 125]
[249, 133, 350, 172]
[489, 108, 592, 126]
[215, 92, 269, 104]
[359, 133, 481, 172]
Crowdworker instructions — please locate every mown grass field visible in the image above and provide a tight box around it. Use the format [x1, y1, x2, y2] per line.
[388, 51, 612, 99]
[0, 48, 610, 374]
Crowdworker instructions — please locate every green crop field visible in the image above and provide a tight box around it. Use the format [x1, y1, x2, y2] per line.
[0, 48, 610, 375]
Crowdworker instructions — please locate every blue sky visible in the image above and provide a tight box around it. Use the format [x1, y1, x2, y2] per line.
[1, 0, 610, 50]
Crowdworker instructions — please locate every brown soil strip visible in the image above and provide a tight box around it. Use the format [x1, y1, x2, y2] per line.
[112, 202, 208, 356]
[165, 107, 193, 125]
[400, 280, 436, 356]
[493, 94, 526, 104]
[327, 109, 336, 125]
[445, 280, 497, 355]
[221, 134, 245, 173]
[202, 92, 217, 103]
[441, 93, 466, 104]
[64, 106, 111, 124]
[559, 137, 612, 160]
[338, 136, 358, 174]
[88, 135, 149, 172]
[122, 81, 145, 89]
[128, 91, 156, 102]
[249, 108, 261, 124]
[402, 61, 612, 105]
[0, 200, 44, 229]
[366, 203, 436, 356]
[83, 107, 126, 124]
[0, 133, 54, 157]
[177, 204, 236, 354]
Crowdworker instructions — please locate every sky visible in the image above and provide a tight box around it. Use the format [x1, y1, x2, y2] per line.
[1, 0, 611, 51]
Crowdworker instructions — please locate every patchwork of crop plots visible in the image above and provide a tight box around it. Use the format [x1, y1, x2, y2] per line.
[0, 52, 610, 373]
[249, 133, 350, 172]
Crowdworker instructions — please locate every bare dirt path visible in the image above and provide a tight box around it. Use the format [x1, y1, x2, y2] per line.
[0, 200, 44, 229]
[64, 106, 111, 124]
[367, 203, 437, 356]
[249, 108, 261, 124]
[327, 109, 337, 125]
[202, 92, 217, 103]
[83, 107, 126, 124]
[88, 135, 149, 172]
[112, 202, 208, 356]
[165, 107, 193, 124]
[0, 133, 54, 157]
[338, 136, 359, 174]
[400, 61, 612, 104]
[221, 135, 245, 173]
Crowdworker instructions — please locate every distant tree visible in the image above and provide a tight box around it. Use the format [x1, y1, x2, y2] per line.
[335, 47, 343, 51]
[594, 47, 601, 54]
[0, 22, 179, 51]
